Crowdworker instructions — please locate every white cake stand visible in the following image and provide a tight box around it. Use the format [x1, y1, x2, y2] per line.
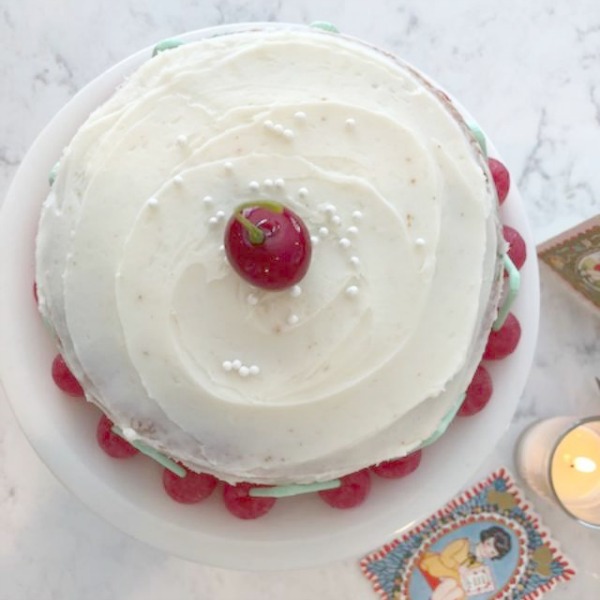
[0, 23, 539, 570]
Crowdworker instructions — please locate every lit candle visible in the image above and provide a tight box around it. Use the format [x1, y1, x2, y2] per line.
[516, 416, 600, 528]
[552, 425, 600, 508]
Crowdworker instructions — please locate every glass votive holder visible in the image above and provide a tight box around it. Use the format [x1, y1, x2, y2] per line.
[515, 416, 600, 529]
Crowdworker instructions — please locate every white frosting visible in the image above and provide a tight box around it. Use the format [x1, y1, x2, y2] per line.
[36, 28, 501, 483]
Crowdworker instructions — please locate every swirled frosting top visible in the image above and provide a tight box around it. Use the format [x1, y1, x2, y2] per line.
[36, 27, 500, 483]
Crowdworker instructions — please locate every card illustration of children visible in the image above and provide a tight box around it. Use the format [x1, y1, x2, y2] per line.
[361, 470, 576, 600]
[417, 526, 512, 599]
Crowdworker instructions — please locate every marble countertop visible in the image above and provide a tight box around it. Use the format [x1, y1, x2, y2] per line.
[1, 0, 599, 598]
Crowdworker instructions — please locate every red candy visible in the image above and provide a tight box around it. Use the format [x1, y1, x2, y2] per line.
[51, 354, 84, 397]
[483, 313, 521, 360]
[163, 466, 218, 504]
[96, 415, 139, 459]
[319, 469, 371, 509]
[222, 482, 276, 519]
[488, 158, 510, 205]
[459, 365, 493, 416]
[503, 225, 527, 271]
[371, 450, 422, 479]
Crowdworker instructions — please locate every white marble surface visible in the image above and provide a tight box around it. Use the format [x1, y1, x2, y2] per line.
[1, 0, 599, 598]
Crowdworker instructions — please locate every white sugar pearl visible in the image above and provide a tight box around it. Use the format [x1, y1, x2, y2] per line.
[283, 129, 295, 140]
[347, 226, 359, 236]
[415, 237, 426, 246]
[122, 427, 138, 441]
[249, 365, 260, 376]
[294, 111, 307, 122]
[215, 211, 225, 220]
[345, 118, 356, 129]
[275, 178, 285, 189]
[287, 314, 300, 326]
[176, 134, 188, 145]
[339, 237, 351, 248]
[247, 293, 258, 306]
[147, 197, 159, 207]
[352, 210, 363, 221]
[173, 175, 184, 185]
[263, 120, 274, 130]
[263, 178, 274, 188]
[232, 359, 242, 371]
[298, 187, 309, 198]
[249, 181, 260, 191]
[345, 285, 359, 297]
[331, 215, 342, 226]
[350, 256, 361, 266]
[290, 285, 302, 298]
[224, 162, 234, 171]
[319, 227, 329, 237]
[239, 366, 250, 377]
[310, 235, 319, 245]
[274, 124, 284, 134]
[208, 217, 218, 226]
[324, 204, 336, 215]
[203, 195, 213, 205]
[222, 360, 233, 372]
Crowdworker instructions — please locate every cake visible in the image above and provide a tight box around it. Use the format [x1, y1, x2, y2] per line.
[35, 25, 505, 487]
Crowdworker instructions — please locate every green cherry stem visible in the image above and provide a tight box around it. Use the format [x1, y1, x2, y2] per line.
[235, 213, 264, 244]
[233, 200, 284, 246]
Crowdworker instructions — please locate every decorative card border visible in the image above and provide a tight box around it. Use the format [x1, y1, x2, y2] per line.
[360, 469, 575, 600]
[538, 215, 600, 312]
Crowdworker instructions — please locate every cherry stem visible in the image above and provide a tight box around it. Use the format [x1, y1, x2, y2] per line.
[233, 201, 284, 246]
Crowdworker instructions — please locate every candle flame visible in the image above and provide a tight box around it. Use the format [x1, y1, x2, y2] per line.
[573, 456, 597, 473]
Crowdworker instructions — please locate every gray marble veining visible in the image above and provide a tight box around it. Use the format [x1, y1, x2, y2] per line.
[1, 0, 599, 598]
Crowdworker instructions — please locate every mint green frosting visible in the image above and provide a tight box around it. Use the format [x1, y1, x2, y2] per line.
[310, 21, 340, 33]
[152, 39, 184, 57]
[249, 479, 341, 498]
[493, 253, 520, 331]
[417, 255, 522, 448]
[419, 393, 466, 448]
[468, 124, 487, 157]
[48, 161, 60, 186]
[111, 425, 186, 477]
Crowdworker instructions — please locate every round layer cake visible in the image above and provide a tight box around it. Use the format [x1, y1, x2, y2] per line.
[35, 26, 503, 484]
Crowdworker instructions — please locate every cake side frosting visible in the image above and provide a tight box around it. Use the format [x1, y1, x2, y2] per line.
[36, 28, 502, 483]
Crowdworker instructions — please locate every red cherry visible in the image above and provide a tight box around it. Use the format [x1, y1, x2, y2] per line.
[503, 225, 527, 271]
[319, 469, 371, 509]
[224, 202, 312, 290]
[483, 313, 521, 360]
[96, 415, 139, 459]
[51, 354, 84, 397]
[163, 466, 218, 504]
[459, 365, 493, 416]
[371, 450, 422, 479]
[488, 158, 510, 205]
[222, 482, 276, 519]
